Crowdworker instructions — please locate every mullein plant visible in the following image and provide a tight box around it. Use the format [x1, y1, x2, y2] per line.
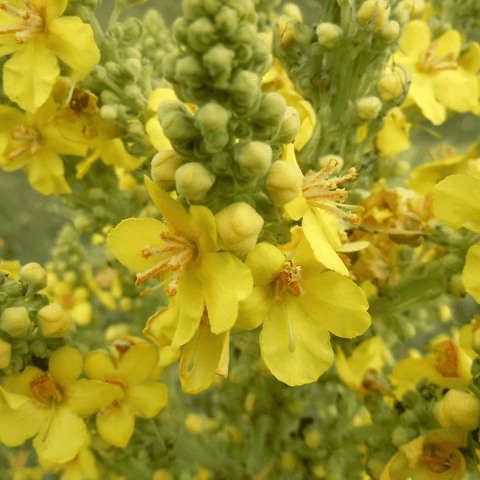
[1, 0, 480, 478]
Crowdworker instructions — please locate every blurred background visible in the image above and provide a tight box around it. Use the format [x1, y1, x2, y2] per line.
[1, 0, 479, 264]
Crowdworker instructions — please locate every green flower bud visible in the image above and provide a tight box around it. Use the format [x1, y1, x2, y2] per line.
[0, 280, 27, 298]
[318, 154, 344, 172]
[125, 58, 143, 79]
[19, 262, 47, 293]
[391, 426, 417, 448]
[0, 306, 31, 337]
[175, 56, 206, 89]
[434, 390, 480, 431]
[202, 44, 235, 89]
[162, 51, 182, 82]
[235, 141, 272, 177]
[175, 163, 216, 202]
[37, 303, 72, 338]
[126, 47, 142, 60]
[356, 96, 382, 119]
[211, 152, 232, 173]
[160, 110, 199, 144]
[358, 0, 390, 31]
[100, 90, 119, 105]
[251, 35, 272, 76]
[265, 161, 303, 206]
[100, 105, 118, 122]
[282, 3, 303, 21]
[273, 106, 300, 144]
[215, 202, 264, 253]
[316, 22, 342, 48]
[187, 17, 217, 53]
[105, 61, 121, 77]
[254, 92, 287, 126]
[151, 150, 184, 191]
[396, 0, 425, 18]
[195, 102, 232, 152]
[229, 70, 262, 111]
[0, 338, 11, 369]
[379, 20, 400, 41]
[215, 6, 239, 34]
[377, 72, 404, 101]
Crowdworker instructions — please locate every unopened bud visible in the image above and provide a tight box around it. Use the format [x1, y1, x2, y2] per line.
[125, 58, 142, 78]
[319, 154, 344, 172]
[235, 141, 273, 177]
[282, 3, 303, 21]
[281, 452, 297, 471]
[379, 20, 400, 41]
[0, 338, 11, 369]
[215, 202, 264, 253]
[358, 0, 390, 31]
[396, 0, 425, 17]
[100, 105, 118, 122]
[37, 303, 72, 338]
[0, 306, 31, 337]
[377, 72, 404, 101]
[356, 96, 382, 119]
[274, 106, 300, 144]
[305, 429, 322, 449]
[19, 263, 47, 293]
[175, 163, 215, 202]
[265, 161, 303, 206]
[434, 390, 480, 431]
[151, 150, 184, 191]
[316, 22, 342, 48]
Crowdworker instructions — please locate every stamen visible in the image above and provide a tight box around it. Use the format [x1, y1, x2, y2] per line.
[139, 274, 173, 297]
[0, 0, 45, 44]
[275, 260, 304, 299]
[418, 41, 457, 74]
[303, 159, 361, 224]
[30, 372, 62, 405]
[8, 125, 41, 161]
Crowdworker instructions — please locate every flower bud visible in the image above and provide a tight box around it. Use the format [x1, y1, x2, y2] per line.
[434, 390, 480, 431]
[175, 163, 216, 202]
[202, 44, 235, 89]
[318, 154, 344, 172]
[356, 96, 382, 119]
[19, 262, 47, 293]
[316, 22, 342, 48]
[282, 3, 303, 21]
[229, 70, 262, 110]
[235, 141, 273, 177]
[0, 306, 31, 337]
[273, 106, 300, 144]
[358, 0, 390, 31]
[265, 161, 303, 206]
[195, 101, 231, 152]
[100, 105, 118, 122]
[0, 338, 11, 369]
[215, 202, 264, 253]
[37, 303, 72, 338]
[379, 20, 400, 41]
[377, 72, 404, 101]
[151, 150, 184, 191]
[396, 0, 425, 17]
[305, 429, 322, 449]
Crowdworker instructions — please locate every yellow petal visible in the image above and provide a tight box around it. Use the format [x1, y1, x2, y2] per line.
[260, 295, 334, 386]
[433, 70, 479, 113]
[126, 381, 168, 418]
[69, 300, 92, 326]
[44, 16, 100, 73]
[4, 41, 59, 112]
[117, 344, 159, 387]
[435, 29, 461, 60]
[298, 271, 371, 338]
[96, 403, 135, 448]
[433, 174, 480, 232]
[0, 385, 30, 409]
[409, 72, 445, 125]
[101, 138, 145, 171]
[148, 88, 179, 111]
[84, 351, 116, 380]
[236, 286, 272, 330]
[33, 405, 87, 464]
[245, 242, 286, 287]
[41, 122, 89, 157]
[458, 41, 480, 74]
[3, 366, 44, 397]
[106, 217, 168, 272]
[335, 346, 359, 392]
[49, 346, 83, 388]
[66, 379, 124, 416]
[180, 326, 228, 394]
[400, 20, 431, 58]
[0, 104, 28, 130]
[28, 149, 72, 195]
[189, 205, 217, 252]
[43, 0, 68, 23]
[200, 252, 253, 334]
[463, 243, 480, 303]
[0, 400, 47, 446]
[143, 306, 178, 347]
[146, 117, 172, 151]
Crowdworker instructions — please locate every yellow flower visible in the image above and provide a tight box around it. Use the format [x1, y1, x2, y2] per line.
[433, 173, 480, 302]
[393, 20, 480, 125]
[380, 429, 467, 480]
[236, 240, 371, 386]
[84, 266, 122, 311]
[0, 0, 100, 112]
[408, 143, 479, 194]
[107, 177, 253, 346]
[0, 99, 88, 195]
[376, 107, 411, 157]
[335, 336, 388, 395]
[146, 88, 178, 152]
[0, 346, 123, 464]
[0, 258, 22, 278]
[390, 337, 472, 392]
[84, 343, 168, 448]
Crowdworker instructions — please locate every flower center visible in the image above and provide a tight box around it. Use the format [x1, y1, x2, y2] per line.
[29, 372, 62, 405]
[423, 442, 457, 474]
[275, 259, 304, 299]
[418, 41, 457, 74]
[0, 1, 45, 44]
[8, 125, 41, 161]
[433, 340, 460, 378]
[136, 230, 197, 296]
[60, 292, 75, 309]
[302, 159, 363, 224]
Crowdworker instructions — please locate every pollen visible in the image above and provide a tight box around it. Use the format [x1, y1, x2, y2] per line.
[433, 340, 460, 378]
[29, 372, 62, 405]
[302, 159, 363, 224]
[275, 259, 304, 299]
[8, 125, 41, 161]
[0, 1, 44, 44]
[423, 442, 456, 474]
[135, 229, 197, 296]
[418, 41, 457, 74]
